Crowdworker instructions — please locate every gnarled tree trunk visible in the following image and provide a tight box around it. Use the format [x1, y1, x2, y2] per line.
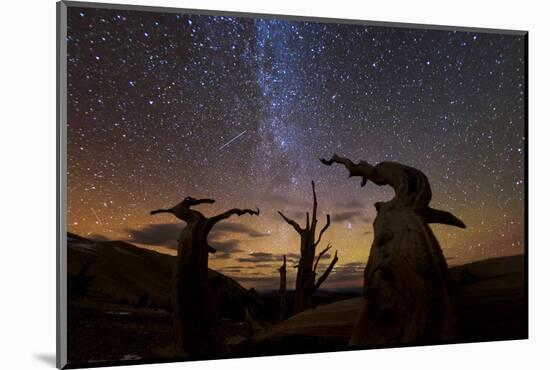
[151, 197, 259, 356]
[321, 155, 465, 345]
[278, 181, 338, 314]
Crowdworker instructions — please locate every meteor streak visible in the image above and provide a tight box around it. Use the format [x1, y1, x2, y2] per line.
[219, 130, 247, 150]
[91, 208, 102, 224]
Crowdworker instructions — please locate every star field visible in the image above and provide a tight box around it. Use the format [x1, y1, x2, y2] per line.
[66, 7, 526, 289]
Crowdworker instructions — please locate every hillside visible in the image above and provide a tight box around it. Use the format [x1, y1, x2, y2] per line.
[249, 255, 526, 354]
[67, 233, 268, 364]
[66, 233, 526, 364]
[68, 232, 265, 314]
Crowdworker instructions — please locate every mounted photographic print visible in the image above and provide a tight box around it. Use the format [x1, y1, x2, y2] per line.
[56, 1, 527, 368]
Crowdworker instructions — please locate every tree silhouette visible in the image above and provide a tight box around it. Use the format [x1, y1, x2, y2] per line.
[277, 255, 287, 322]
[278, 181, 338, 314]
[68, 262, 94, 299]
[321, 154, 464, 345]
[151, 196, 259, 356]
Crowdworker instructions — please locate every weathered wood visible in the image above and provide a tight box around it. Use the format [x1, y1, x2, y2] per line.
[278, 181, 337, 314]
[151, 196, 259, 356]
[321, 154, 464, 345]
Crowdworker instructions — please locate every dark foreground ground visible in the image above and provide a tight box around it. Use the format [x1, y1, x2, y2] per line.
[66, 234, 526, 365]
[249, 254, 526, 355]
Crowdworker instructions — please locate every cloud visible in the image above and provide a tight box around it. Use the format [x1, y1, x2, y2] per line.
[210, 239, 243, 259]
[332, 210, 363, 223]
[228, 260, 366, 289]
[336, 261, 365, 274]
[234, 250, 334, 265]
[336, 199, 364, 209]
[124, 220, 268, 259]
[286, 252, 301, 260]
[126, 223, 181, 249]
[219, 264, 275, 274]
[210, 239, 242, 252]
[361, 214, 373, 223]
[218, 266, 247, 274]
[237, 252, 282, 263]
[330, 209, 373, 225]
[236, 251, 303, 264]
[210, 222, 270, 238]
[317, 261, 365, 285]
[317, 252, 332, 260]
[221, 260, 367, 290]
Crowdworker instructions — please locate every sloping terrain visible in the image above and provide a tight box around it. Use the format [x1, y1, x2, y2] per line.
[66, 234, 526, 364]
[450, 255, 526, 341]
[67, 233, 266, 364]
[68, 232, 255, 310]
[250, 255, 526, 353]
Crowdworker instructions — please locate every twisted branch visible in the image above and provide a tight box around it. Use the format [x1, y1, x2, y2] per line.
[313, 243, 332, 274]
[314, 250, 339, 291]
[209, 207, 260, 226]
[320, 154, 378, 187]
[314, 214, 331, 247]
[278, 211, 304, 234]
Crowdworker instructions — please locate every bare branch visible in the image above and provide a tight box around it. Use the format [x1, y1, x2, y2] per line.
[313, 243, 332, 274]
[314, 250, 339, 291]
[320, 154, 374, 187]
[311, 180, 318, 224]
[314, 214, 331, 247]
[191, 198, 216, 206]
[278, 255, 287, 272]
[425, 207, 466, 229]
[209, 207, 260, 226]
[278, 211, 304, 234]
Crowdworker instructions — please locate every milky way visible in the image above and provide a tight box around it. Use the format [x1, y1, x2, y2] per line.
[66, 6, 526, 289]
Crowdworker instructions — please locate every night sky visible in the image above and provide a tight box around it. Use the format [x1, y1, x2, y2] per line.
[67, 6, 525, 289]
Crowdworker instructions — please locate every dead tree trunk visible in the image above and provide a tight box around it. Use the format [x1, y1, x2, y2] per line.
[277, 255, 287, 322]
[151, 196, 259, 356]
[321, 154, 465, 345]
[278, 181, 338, 314]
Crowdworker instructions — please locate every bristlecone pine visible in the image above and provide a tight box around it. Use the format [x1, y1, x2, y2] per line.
[321, 154, 465, 345]
[151, 197, 259, 356]
[278, 181, 339, 314]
